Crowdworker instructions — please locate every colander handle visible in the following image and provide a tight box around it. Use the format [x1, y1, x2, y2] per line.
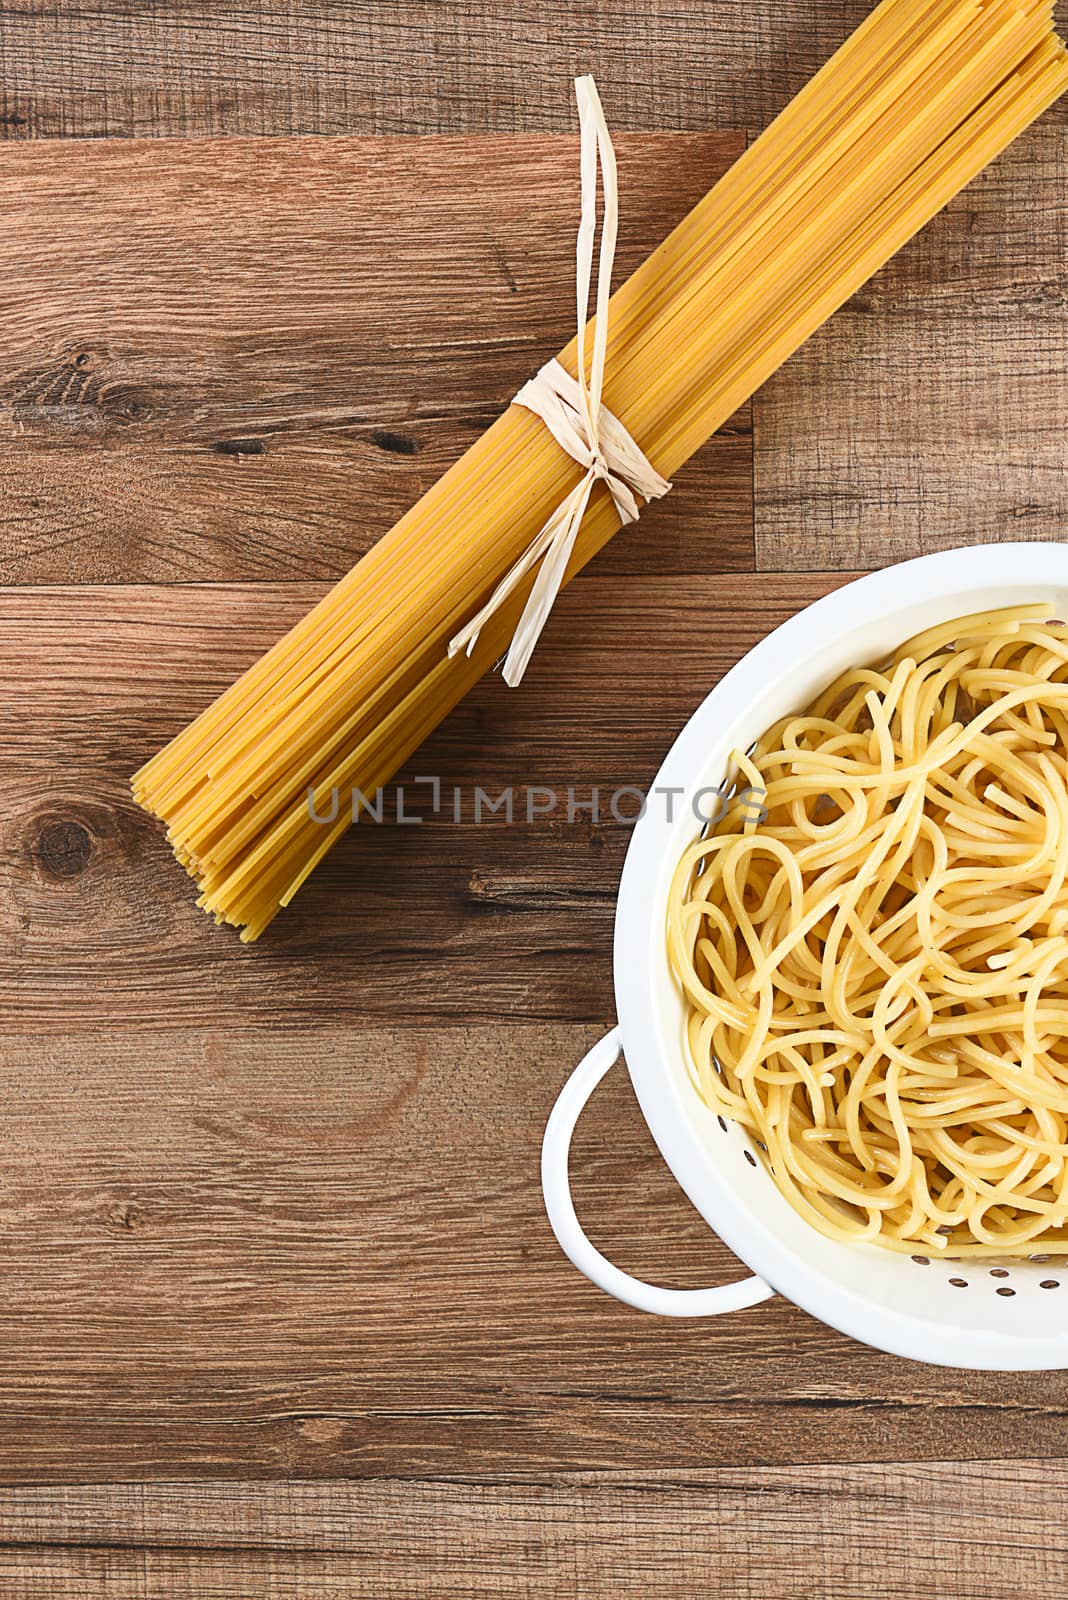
[541, 1026, 775, 1317]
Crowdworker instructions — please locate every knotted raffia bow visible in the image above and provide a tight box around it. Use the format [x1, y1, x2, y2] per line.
[448, 75, 672, 688]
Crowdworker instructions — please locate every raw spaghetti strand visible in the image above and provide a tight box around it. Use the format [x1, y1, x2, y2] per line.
[667, 607, 1068, 1258]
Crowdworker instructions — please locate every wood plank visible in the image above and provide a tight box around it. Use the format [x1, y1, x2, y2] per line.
[754, 124, 1068, 569]
[13, 1, 1062, 143]
[0, 131, 751, 585]
[0, 1464, 1063, 1598]
[0, 573, 842, 1031]
[5, 572, 1068, 1481]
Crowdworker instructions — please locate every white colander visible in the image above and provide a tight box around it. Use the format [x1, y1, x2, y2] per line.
[542, 542, 1068, 1369]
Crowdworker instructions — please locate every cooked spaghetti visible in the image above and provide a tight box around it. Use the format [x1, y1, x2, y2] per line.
[668, 605, 1068, 1258]
[134, 0, 1068, 938]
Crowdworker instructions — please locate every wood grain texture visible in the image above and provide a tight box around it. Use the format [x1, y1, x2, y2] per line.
[0, 48, 1066, 1592]
[0, 131, 750, 585]
[755, 124, 1068, 568]
[0, 1463, 1062, 1598]
[6, 574, 1068, 1486]
[15, 0, 1066, 143]
[0, 574, 803, 1030]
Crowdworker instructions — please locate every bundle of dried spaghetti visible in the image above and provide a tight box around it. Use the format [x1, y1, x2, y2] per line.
[134, 0, 1068, 939]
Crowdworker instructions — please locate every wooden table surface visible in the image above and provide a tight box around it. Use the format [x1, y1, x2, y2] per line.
[1, 4, 1067, 1596]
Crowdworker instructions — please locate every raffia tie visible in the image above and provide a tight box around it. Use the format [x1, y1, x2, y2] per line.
[447, 74, 672, 688]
